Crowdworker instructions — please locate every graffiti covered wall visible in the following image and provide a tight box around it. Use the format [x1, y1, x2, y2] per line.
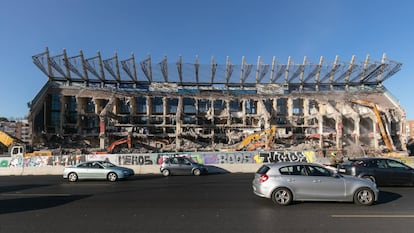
[0, 151, 317, 168]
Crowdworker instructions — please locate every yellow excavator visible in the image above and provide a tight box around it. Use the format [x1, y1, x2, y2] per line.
[0, 131, 52, 157]
[236, 126, 276, 151]
[351, 99, 394, 152]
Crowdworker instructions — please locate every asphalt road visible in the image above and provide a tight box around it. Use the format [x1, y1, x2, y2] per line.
[1, 173, 414, 233]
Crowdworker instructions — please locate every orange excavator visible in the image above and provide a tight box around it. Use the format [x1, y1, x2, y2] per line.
[94, 135, 131, 154]
[107, 135, 132, 153]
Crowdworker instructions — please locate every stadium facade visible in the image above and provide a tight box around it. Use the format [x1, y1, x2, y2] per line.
[28, 48, 406, 157]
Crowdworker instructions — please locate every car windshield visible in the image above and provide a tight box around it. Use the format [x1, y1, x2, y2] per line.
[100, 161, 116, 167]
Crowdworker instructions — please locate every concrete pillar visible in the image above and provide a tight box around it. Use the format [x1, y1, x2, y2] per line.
[60, 96, 68, 135]
[129, 97, 136, 116]
[77, 97, 87, 134]
[176, 97, 183, 151]
[163, 97, 167, 127]
[242, 99, 246, 126]
[372, 116, 379, 150]
[303, 98, 309, 126]
[287, 97, 293, 123]
[318, 115, 324, 151]
[336, 115, 343, 150]
[146, 96, 151, 124]
[354, 116, 360, 145]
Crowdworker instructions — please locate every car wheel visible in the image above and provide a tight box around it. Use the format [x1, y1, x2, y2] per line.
[271, 188, 292, 206]
[354, 188, 374, 206]
[362, 175, 376, 184]
[107, 172, 118, 182]
[193, 168, 201, 176]
[162, 169, 170, 177]
[68, 172, 78, 182]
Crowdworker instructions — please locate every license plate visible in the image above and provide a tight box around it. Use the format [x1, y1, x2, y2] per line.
[338, 168, 346, 173]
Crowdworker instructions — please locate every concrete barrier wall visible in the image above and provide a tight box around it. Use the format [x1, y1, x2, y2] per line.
[0, 151, 320, 176]
[0, 164, 266, 176]
[1, 150, 413, 176]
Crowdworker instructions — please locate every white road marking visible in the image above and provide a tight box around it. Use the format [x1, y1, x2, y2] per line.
[332, 214, 414, 218]
[0, 193, 71, 197]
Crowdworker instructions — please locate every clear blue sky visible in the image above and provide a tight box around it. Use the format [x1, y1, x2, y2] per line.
[0, 0, 413, 119]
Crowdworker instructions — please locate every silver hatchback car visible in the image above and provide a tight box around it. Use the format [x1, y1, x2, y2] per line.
[252, 162, 379, 206]
[160, 157, 208, 176]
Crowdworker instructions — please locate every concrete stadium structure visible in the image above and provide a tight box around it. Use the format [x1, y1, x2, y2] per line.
[28, 48, 406, 158]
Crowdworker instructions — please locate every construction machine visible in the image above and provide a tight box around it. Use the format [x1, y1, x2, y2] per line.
[351, 100, 394, 152]
[106, 135, 132, 153]
[93, 135, 132, 154]
[236, 126, 276, 151]
[0, 131, 52, 157]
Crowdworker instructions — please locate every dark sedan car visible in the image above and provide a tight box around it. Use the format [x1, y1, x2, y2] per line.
[337, 157, 414, 186]
[160, 157, 208, 176]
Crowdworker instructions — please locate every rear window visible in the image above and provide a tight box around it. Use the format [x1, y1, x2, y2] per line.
[340, 160, 356, 166]
[256, 165, 270, 174]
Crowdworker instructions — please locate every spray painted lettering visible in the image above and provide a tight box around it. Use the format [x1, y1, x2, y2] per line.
[257, 151, 310, 163]
[118, 154, 154, 165]
[216, 152, 254, 164]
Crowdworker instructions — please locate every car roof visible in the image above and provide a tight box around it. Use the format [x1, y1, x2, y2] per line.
[265, 162, 318, 168]
[349, 157, 396, 161]
[79, 160, 106, 164]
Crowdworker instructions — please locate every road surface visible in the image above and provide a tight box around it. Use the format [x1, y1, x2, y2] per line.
[0, 174, 413, 233]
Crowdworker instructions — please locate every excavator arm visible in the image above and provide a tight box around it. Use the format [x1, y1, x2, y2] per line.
[351, 100, 394, 152]
[237, 126, 276, 151]
[107, 135, 131, 153]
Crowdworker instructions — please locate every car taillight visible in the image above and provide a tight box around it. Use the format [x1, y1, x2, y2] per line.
[259, 174, 269, 183]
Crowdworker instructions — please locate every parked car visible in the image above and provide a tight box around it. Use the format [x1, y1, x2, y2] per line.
[252, 162, 378, 206]
[63, 160, 135, 182]
[160, 157, 208, 176]
[337, 157, 414, 186]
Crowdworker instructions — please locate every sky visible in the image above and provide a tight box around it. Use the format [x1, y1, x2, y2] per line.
[0, 0, 413, 119]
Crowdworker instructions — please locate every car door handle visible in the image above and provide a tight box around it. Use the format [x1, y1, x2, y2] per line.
[313, 179, 321, 183]
[287, 178, 295, 182]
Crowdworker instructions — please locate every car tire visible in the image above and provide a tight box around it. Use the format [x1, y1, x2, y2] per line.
[271, 188, 292, 206]
[162, 169, 170, 177]
[362, 175, 376, 184]
[68, 172, 78, 182]
[193, 168, 201, 176]
[354, 188, 375, 206]
[107, 172, 118, 182]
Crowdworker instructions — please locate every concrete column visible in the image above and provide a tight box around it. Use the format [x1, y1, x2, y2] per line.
[287, 98, 293, 123]
[129, 97, 136, 116]
[372, 116, 379, 150]
[242, 99, 246, 126]
[226, 100, 231, 126]
[77, 97, 87, 134]
[354, 116, 360, 145]
[93, 98, 106, 149]
[60, 96, 67, 135]
[303, 98, 309, 126]
[211, 99, 215, 150]
[318, 115, 324, 151]
[146, 96, 151, 124]
[163, 97, 167, 126]
[176, 97, 183, 151]
[336, 115, 343, 150]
